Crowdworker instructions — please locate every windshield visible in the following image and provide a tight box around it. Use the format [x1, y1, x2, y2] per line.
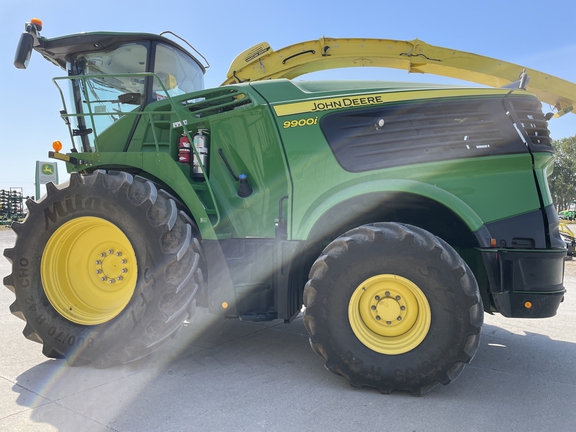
[70, 42, 149, 150]
[68, 40, 204, 151]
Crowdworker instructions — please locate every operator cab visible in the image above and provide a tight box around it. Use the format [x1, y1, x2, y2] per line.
[15, 20, 206, 152]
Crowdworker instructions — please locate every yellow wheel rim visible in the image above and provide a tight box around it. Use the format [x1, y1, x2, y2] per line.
[41, 217, 138, 325]
[348, 274, 431, 355]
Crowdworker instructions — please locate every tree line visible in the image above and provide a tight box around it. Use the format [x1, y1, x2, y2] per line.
[549, 134, 576, 211]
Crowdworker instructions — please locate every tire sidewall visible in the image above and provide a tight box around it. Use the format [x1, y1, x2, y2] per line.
[11, 174, 171, 360]
[310, 228, 479, 391]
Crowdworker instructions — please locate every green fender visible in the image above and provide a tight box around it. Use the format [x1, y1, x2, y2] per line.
[67, 152, 218, 240]
[141, 153, 217, 240]
[295, 178, 484, 240]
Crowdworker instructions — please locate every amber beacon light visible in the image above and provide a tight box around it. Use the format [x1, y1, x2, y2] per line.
[30, 18, 43, 30]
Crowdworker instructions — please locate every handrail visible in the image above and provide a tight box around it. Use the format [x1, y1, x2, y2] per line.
[51, 72, 221, 227]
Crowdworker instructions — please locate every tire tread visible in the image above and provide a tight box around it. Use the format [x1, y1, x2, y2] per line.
[303, 222, 483, 395]
[3, 171, 204, 368]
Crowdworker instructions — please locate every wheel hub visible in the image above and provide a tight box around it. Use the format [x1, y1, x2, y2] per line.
[349, 274, 431, 355]
[93, 249, 130, 284]
[373, 296, 403, 324]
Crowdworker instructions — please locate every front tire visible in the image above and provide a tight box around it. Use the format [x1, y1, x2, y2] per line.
[4, 171, 204, 368]
[303, 223, 483, 395]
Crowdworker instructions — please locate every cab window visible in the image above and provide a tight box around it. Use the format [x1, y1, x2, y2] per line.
[153, 43, 204, 101]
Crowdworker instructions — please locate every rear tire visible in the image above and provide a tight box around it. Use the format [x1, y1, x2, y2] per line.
[3, 170, 204, 368]
[303, 223, 483, 395]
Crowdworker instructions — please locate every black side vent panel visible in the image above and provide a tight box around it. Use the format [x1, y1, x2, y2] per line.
[506, 97, 552, 150]
[321, 97, 530, 173]
[183, 89, 252, 118]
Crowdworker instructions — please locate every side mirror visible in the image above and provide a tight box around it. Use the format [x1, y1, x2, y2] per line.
[14, 32, 35, 69]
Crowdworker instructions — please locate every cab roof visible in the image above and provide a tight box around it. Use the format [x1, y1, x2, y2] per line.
[33, 31, 205, 72]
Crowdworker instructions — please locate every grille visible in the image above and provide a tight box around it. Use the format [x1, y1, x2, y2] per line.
[183, 88, 252, 118]
[244, 43, 271, 62]
[321, 96, 541, 173]
[506, 97, 552, 149]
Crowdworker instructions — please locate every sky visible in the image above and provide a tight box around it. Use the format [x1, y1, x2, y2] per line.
[2, 0, 576, 197]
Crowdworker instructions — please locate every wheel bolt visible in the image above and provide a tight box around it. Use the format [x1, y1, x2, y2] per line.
[116, 251, 122, 257]
[371, 305, 376, 310]
[385, 291, 390, 297]
[396, 295, 401, 301]
[376, 316, 381, 320]
[96, 269, 102, 274]
[108, 279, 115, 284]
[397, 316, 402, 321]
[100, 252, 106, 257]
[117, 276, 123, 281]
[401, 306, 406, 311]
[386, 321, 392, 325]
[108, 249, 114, 255]
[375, 295, 380, 301]
[95, 260, 102, 265]
[121, 259, 127, 264]
[122, 268, 128, 273]
[101, 276, 107, 281]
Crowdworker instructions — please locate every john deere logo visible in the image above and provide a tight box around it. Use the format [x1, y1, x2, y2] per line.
[42, 164, 54, 175]
[36, 161, 59, 190]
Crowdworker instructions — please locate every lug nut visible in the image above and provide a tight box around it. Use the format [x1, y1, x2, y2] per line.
[121, 259, 127, 264]
[96, 269, 102, 274]
[100, 252, 106, 257]
[396, 295, 401, 301]
[95, 260, 102, 265]
[108, 249, 114, 255]
[122, 268, 128, 273]
[397, 316, 402, 321]
[386, 321, 392, 325]
[108, 279, 115, 284]
[117, 276, 123, 281]
[385, 291, 390, 297]
[116, 251, 122, 257]
[400, 306, 406, 311]
[375, 295, 380, 301]
[371, 305, 376, 310]
[376, 316, 381, 320]
[101, 276, 107, 281]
